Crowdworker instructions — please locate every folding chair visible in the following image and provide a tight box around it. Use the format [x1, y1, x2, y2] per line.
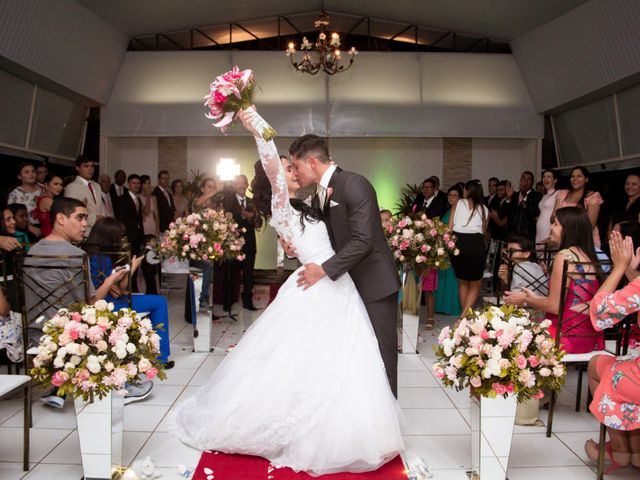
[546, 258, 613, 437]
[81, 242, 133, 308]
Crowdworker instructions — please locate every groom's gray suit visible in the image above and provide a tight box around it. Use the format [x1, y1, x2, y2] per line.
[314, 167, 401, 396]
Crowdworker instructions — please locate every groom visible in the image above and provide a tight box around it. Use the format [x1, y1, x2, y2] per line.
[290, 135, 401, 396]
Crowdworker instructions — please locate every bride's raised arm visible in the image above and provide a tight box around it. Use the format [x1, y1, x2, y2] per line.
[238, 108, 292, 236]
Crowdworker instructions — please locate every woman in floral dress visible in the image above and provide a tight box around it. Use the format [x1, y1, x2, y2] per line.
[584, 230, 640, 473]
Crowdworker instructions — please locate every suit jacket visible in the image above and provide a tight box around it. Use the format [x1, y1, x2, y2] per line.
[507, 189, 542, 240]
[119, 192, 143, 252]
[153, 186, 176, 232]
[317, 167, 401, 303]
[222, 192, 263, 255]
[64, 176, 104, 231]
[488, 196, 509, 241]
[411, 193, 448, 219]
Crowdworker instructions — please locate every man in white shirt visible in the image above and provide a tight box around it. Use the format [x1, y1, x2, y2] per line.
[98, 174, 115, 217]
[63, 156, 104, 234]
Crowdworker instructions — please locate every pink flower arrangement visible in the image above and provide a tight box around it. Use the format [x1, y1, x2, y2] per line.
[30, 301, 166, 402]
[433, 304, 566, 401]
[160, 208, 246, 263]
[204, 66, 277, 140]
[384, 214, 458, 270]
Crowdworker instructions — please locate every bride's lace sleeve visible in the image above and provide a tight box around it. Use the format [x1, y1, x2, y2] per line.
[254, 137, 293, 238]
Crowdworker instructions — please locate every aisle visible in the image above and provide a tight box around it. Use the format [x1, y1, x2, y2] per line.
[0, 290, 632, 479]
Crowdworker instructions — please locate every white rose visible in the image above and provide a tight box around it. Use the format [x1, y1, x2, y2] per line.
[77, 343, 89, 356]
[138, 358, 152, 373]
[53, 357, 65, 368]
[56, 347, 67, 358]
[114, 348, 127, 360]
[94, 300, 108, 311]
[96, 340, 108, 352]
[539, 367, 551, 377]
[87, 355, 101, 374]
[70, 355, 82, 366]
[437, 248, 444, 256]
[65, 362, 75, 370]
[126, 343, 137, 354]
[553, 366, 564, 377]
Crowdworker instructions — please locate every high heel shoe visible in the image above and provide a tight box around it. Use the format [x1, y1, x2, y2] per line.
[584, 439, 631, 473]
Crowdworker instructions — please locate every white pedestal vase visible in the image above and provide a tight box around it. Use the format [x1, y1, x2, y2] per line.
[192, 275, 213, 353]
[469, 394, 517, 480]
[74, 391, 124, 480]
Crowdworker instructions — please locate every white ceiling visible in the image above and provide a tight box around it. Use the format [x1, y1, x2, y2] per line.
[77, 0, 589, 41]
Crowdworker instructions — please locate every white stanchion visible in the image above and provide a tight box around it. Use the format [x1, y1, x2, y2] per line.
[191, 276, 213, 352]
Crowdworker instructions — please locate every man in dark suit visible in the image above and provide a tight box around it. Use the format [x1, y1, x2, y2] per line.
[222, 174, 263, 311]
[506, 171, 542, 242]
[411, 177, 448, 219]
[119, 174, 144, 291]
[153, 170, 176, 233]
[291, 135, 401, 396]
[430, 175, 448, 206]
[484, 177, 499, 207]
[109, 169, 127, 218]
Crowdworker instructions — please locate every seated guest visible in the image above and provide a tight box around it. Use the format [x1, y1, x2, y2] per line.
[7, 162, 42, 229]
[0, 207, 29, 311]
[504, 207, 604, 354]
[2, 206, 30, 248]
[380, 209, 393, 229]
[23, 198, 149, 407]
[8, 203, 38, 243]
[609, 172, 640, 231]
[498, 234, 548, 295]
[85, 217, 174, 370]
[584, 231, 640, 472]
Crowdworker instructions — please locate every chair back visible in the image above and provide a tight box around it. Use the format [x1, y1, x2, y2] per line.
[503, 247, 550, 297]
[15, 251, 91, 351]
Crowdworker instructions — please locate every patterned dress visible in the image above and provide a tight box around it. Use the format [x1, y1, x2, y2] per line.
[589, 277, 640, 431]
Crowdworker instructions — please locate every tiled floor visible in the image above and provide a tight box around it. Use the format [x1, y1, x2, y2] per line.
[1, 293, 638, 480]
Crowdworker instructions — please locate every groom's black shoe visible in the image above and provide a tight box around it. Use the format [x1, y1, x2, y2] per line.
[243, 303, 258, 311]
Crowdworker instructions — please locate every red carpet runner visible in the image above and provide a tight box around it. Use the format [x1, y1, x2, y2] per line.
[192, 452, 408, 480]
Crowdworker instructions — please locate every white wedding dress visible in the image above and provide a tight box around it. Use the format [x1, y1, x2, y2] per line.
[168, 135, 404, 476]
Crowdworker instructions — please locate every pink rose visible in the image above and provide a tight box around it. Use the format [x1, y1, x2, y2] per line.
[443, 233, 450, 241]
[480, 329, 490, 340]
[398, 220, 407, 229]
[433, 365, 444, 379]
[470, 376, 482, 388]
[421, 244, 427, 252]
[146, 367, 158, 380]
[447, 241, 455, 249]
[51, 371, 69, 387]
[505, 384, 514, 394]
[492, 383, 507, 395]
[516, 355, 527, 369]
[528, 356, 540, 368]
[213, 90, 228, 104]
[430, 229, 437, 237]
[533, 389, 545, 399]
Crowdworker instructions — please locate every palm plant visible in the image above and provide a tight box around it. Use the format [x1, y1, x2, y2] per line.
[394, 183, 421, 217]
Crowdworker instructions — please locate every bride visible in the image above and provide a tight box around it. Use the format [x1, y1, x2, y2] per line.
[168, 109, 404, 476]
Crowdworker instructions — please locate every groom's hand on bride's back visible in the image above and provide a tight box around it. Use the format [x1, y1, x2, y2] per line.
[297, 263, 326, 290]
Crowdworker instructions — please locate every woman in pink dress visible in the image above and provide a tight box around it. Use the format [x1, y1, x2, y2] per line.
[504, 207, 604, 353]
[584, 230, 640, 473]
[553, 165, 603, 248]
[139, 175, 159, 237]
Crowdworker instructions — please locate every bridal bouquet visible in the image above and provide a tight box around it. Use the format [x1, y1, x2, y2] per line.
[433, 305, 566, 401]
[204, 66, 277, 140]
[160, 208, 246, 262]
[385, 214, 458, 270]
[30, 301, 167, 401]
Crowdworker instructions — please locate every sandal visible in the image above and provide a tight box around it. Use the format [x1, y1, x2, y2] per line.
[424, 318, 435, 330]
[585, 439, 631, 473]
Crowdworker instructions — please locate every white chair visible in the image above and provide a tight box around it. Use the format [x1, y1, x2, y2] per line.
[0, 374, 30, 470]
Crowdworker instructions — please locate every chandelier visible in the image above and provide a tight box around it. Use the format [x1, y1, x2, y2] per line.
[285, 13, 358, 75]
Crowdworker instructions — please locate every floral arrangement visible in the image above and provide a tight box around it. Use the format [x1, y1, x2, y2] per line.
[385, 214, 458, 270]
[30, 301, 167, 401]
[433, 304, 566, 401]
[160, 208, 246, 262]
[204, 66, 277, 140]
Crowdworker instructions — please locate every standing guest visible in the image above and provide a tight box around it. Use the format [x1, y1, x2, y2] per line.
[435, 185, 463, 316]
[7, 162, 42, 227]
[506, 171, 542, 241]
[64, 156, 103, 234]
[488, 180, 509, 242]
[411, 177, 448, 219]
[484, 177, 499, 206]
[223, 174, 263, 311]
[171, 179, 189, 219]
[536, 169, 560, 248]
[35, 164, 48, 188]
[192, 178, 222, 312]
[120, 174, 144, 291]
[98, 174, 115, 218]
[380, 209, 393, 229]
[553, 165, 604, 247]
[504, 207, 604, 354]
[8, 204, 38, 244]
[139, 175, 160, 237]
[449, 180, 489, 316]
[33, 173, 64, 238]
[583, 231, 640, 472]
[535, 181, 545, 196]
[430, 175, 448, 205]
[154, 170, 176, 232]
[141, 234, 161, 295]
[610, 172, 640, 230]
[110, 169, 127, 218]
